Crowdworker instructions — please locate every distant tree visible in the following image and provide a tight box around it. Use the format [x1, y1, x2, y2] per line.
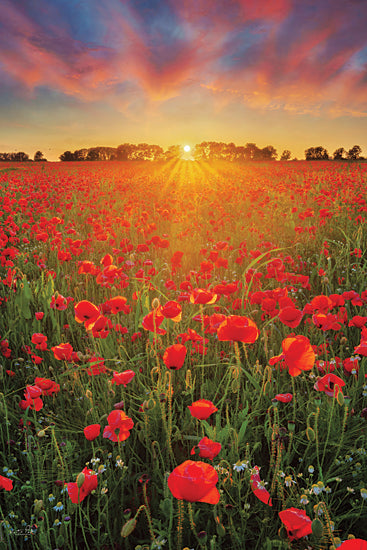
[86, 148, 100, 161]
[59, 151, 75, 161]
[333, 148, 345, 160]
[259, 145, 277, 161]
[280, 150, 291, 161]
[116, 144, 134, 161]
[305, 146, 329, 160]
[34, 150, 47, 162]
[12, 152, 29, 162]
[347, 145, 362, 160]
[164, 145, 182, 161]
[244, 143, 260, 161]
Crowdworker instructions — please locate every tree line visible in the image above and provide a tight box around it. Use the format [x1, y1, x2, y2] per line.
[0, 143, 364, 163]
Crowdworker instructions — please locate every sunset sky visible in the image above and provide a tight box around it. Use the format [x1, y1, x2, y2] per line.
[1, 0, 367, 161]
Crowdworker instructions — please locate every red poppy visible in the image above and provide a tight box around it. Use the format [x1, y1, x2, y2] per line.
[168, 460, 220, 504]
[279, 507, 312, 541]
[250, 466, 272, 506]
[270, 335, 315, 377]
[35, 311, 44, 320]
[103, 410, 134, 442]
[278, 307, 303, 328]
[188, 399, 218, 420]
[338, 540, 367, 550]
[314, 373, 345, 397]
[51, 342, 74, 361]
[83, 424, 101, 441]
[0, 475, 13, 491]
[163, 344, 187, 370]
[111, 370, 136, 386]
[35, 377, 60, 396]
[161, 301, 182, 322]
[190, 288, 217, 305]
[141, 308, 166, 335]
[274, 393, 293, 403]
[31, 333, 48, 350]
[217, 315, 259, 343]
[349, 316, 367, 328]
[190, 437, 221, 460]
[104, 296, 128, 314]
[74, 300, 100, 327]
[67, 467, 98, 504]
[310, 295, 333, 313]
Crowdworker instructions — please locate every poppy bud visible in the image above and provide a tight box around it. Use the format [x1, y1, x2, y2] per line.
[121, 518, 137, 537]
[37, 430, 46, 438]
[56, 535, 65, 547]
[76, 473, 85, 489]
[34, 499, 44, 515]
[306, 427, 315, 441]
[160, 498, 172, 515]
[336, 391, 344, 407]
[312, 518, 324, 537]
[152, 298, 160, 309]
[287, 421, 295, 433]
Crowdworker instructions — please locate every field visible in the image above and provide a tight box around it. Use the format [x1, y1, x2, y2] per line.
[1, 160, 367, 550]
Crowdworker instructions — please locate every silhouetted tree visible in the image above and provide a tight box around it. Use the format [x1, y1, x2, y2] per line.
[164, 145, 182, 161]
[260, 145, 277, 161]
[244, 143, 260, 161]
[280, 150, 291, 161]
[347, 145, 362, 160]
[34, 150, 46, 161]
[305, 146, 329, 160]
[59, 151, 75, 161]
[333, 148, 345, 160]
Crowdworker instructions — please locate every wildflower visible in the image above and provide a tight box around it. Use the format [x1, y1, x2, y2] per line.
[338, 540, 367, 550]
[233, 460, 249, 472]
[361, 488, 367, 500]
[67, 467, 98, 504]
[314, 373, 345, 397]
[279, 507, 312, 541]
[111, 370, 136, 386]
[190, 437, 221, 461]
[270, 335, 315, 376]
[217, 315, 259, 343]
[53, 502, 63, 512]
[188, 399, 218, 420]
[284, 475, 295, 487]
[308, 465, 314, 474]
[250, 466, 272, 506]
[141, 307, 166, 335]
[103, 410, 134, 442]
[51, 343, 74, 362]
[190, 288, 217, 305]
[163, 344, 187, 370]
[168, 460, 220, 504]
[74, 300, 100, 328]
[0, 475, 13, 491]
[48, 494, 55, 502]
[300, 494, 309, 505]
[274, 393, 293, 403]
[83, 424, 101, 441]
[161, 301, 182, 322]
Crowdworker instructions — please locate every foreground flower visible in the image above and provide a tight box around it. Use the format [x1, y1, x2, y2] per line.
[74, 300, 100, 328]
[270, 335, 315, 377]
[0, 475, 13, 491]
[188, 399, 218, 420]
[279, 507, 312, 541]
[190, 437, 221, 460]
[338, 540, 367, 549]
[67, 467, 98, 503]
[163, 344, 187, 370]
[250, 466, 272, 506]
[217, 315, 259, 343]
[314, 373, 345, 397]
[83, 424, 101, 441]
[103, 410, 134, 442]
[274, 393, 293, 403]
[168, 460, 220, 504]
[111, 370, 136, 386]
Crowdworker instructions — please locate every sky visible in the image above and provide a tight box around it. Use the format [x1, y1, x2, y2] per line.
[1, 0, 367, 161]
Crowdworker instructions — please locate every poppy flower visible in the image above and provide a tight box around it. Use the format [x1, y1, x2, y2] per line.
[35, 312, 44, 320]
[163, 344, 187, 370]
[217, 315, 259, 343]
[74, 300, 100, 327]
[0, 475, 13, 491]
[35, 377, 60, 396]
[250, 466, 272, 506]
[190, 437, 221, 460]
[51, 343, 74, 361]
[188, 399, 218, 420]
[111, 370, 136, 386]
[142, 308, 166, 335]
[314, 373, 345, 397]
[67, 467, 98, 504]
[190, 288, 217, 305]
[270, 335, 315, 377]
[278, 307, 303, 328]
[83, 424, 101, 441]
[279, 507, 312, 541]
[103, 410, 134, 442]
[310, 295, 333, 313]
[161, 301, 182, 322]
[274, 393, 293, 403]
[103, 296, 129, 314]
[168, 460, 220, 504]
[31, 333, 48, 350]
[338, 540, 367, 550]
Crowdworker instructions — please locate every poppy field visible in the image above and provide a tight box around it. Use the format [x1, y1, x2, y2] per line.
[1, 159, 367, 550]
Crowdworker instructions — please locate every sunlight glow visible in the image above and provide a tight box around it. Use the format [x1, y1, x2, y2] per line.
[183, 145, 191, 152]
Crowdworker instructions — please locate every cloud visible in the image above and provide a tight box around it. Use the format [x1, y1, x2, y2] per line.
[0, 0, 366, 116]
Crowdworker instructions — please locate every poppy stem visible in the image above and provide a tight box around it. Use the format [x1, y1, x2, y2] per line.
[177, 499, 184, 550]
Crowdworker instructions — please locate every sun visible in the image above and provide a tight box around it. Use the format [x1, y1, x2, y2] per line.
[183, 145, 191, 152]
